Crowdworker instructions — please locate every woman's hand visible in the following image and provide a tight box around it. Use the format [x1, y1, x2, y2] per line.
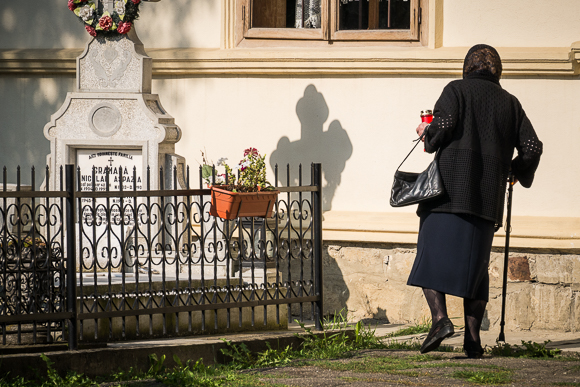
[416, 122, 429, 141]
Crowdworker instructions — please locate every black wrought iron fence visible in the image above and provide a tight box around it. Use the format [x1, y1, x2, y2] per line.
[0, 166, 71, 346]
[0, 163, 323, 350]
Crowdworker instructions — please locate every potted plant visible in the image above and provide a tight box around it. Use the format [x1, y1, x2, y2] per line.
[202, 148, 279, 220]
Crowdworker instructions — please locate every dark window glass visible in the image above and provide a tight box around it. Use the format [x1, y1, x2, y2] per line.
[339, 0, 410, 30]
[253, 0, 321, 29]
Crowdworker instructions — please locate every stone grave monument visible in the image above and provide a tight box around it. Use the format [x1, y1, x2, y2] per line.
[43, 0, 190, 275]
[44, 0, 182, 192]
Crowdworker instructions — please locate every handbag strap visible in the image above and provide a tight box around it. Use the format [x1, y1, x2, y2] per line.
[396, 132, 427, 172]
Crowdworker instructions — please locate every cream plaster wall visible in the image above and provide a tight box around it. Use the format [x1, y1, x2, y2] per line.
[442, 0, 580, 48]
[0, 0, 220, 49]
[154, 75, 579, 219]
[0, 0, 578, 225]
[3, 1, 579, 50]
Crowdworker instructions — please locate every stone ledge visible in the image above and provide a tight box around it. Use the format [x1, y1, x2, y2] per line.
[0, 46, 576, 76]
[322, 211, 580, 252]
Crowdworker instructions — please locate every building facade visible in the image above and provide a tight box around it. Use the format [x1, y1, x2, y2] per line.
[1, 0, 579, 330]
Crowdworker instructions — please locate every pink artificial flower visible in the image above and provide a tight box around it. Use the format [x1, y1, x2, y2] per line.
[131, 0, 141, 4]
[117, 21, 132, 34]
[244, 147, 259, 157]
[85, 25, 97, 37]
[99, 15, 113, 31]
[67, 0, 76, 11]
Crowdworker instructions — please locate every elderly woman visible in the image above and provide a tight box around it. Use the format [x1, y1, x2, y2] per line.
[407, 44, 543, 358]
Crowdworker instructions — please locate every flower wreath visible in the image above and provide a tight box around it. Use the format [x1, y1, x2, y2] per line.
[68, 0, 141, 37]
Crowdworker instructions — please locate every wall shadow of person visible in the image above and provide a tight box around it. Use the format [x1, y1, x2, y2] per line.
[269, 84, 353, 212]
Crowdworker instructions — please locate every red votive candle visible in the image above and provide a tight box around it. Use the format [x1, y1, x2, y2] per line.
[421, 110, 433, 123]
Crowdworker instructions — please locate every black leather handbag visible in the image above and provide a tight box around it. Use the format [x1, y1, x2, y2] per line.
[390, 132, 445, 207]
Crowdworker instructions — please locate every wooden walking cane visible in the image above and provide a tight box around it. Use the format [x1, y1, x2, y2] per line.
[498, 173, 515, 343]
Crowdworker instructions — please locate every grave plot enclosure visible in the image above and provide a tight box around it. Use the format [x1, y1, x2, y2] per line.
[0, 164, 323, 349]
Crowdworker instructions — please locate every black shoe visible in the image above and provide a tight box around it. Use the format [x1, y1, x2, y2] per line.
[464, 341, 484, 359]
[420, 317, 454, 354]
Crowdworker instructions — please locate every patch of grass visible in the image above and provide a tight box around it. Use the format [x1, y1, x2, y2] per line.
[451, 369, 513, 385]
[384, 317, 431, 338]
[489, 340, 562, 358]
[313, 355, 505, 376]
[221, 340, 294, 369]
[152, 355, 278, 387]
[315, 358, 423, 377]
[405, 354, 444, 362]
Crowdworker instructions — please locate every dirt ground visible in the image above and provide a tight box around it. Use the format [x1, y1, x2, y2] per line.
[101, 349, 580, 386]
[249, 349, 580, 386]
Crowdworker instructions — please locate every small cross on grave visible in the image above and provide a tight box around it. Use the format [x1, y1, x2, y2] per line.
[97, 0, 161, 14]
[108, 157, 115, 167]
[96, 0, 115, 14]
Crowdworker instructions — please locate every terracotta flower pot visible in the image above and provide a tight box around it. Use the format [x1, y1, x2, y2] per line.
[209, 186, 280, 220]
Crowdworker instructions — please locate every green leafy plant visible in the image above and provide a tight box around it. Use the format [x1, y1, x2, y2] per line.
[520, 340, 562, 358]
[220, 340, 293, 369]
[147, 353, 167, 376]
[158, 355, 223, 387]
[39, 354, 96, 387]
[220, 339, 256, 370]
[201, 148, 273, 192]
[489, 340, 561, 358]
[296, 320, 386, 360]
[323, 308, 350, 330]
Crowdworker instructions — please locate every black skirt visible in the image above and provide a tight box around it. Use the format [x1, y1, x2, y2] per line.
[407, 212, 495, 301]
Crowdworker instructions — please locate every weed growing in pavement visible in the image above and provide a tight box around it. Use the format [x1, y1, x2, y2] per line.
[384, 317, 432, 338]
[297, 320, 386, 359]
[489, 340, 562, 358]
[323, 308, 350, 330]
[220, 319, 386, 369]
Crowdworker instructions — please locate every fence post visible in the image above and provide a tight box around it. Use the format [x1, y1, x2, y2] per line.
[312, 163, 323, 331]
[65, 164, 78, 350]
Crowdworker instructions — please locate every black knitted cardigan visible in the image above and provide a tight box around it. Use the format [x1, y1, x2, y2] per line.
[418, 72, 543, 228]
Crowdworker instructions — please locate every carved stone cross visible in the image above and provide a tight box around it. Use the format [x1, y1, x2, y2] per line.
[97, 0, 161, 15]
[95, 0, 114, 14]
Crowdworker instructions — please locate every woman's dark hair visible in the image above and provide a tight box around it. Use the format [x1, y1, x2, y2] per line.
[463, 44, 502, 80]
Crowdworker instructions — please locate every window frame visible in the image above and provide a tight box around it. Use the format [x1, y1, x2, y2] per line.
[330, 0, 419, 41]
[235, 0, 422, 46]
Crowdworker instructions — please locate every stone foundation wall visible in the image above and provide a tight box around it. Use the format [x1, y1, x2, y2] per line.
[321, 241, 580, 333]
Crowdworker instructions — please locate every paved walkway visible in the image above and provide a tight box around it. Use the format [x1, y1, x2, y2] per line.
[2, 320, 580, 380]
[372, 322, 580, 353]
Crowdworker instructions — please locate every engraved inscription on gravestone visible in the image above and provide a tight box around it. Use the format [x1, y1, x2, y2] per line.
[77, 149, 142, 192]
[77, 149, 143, 267]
